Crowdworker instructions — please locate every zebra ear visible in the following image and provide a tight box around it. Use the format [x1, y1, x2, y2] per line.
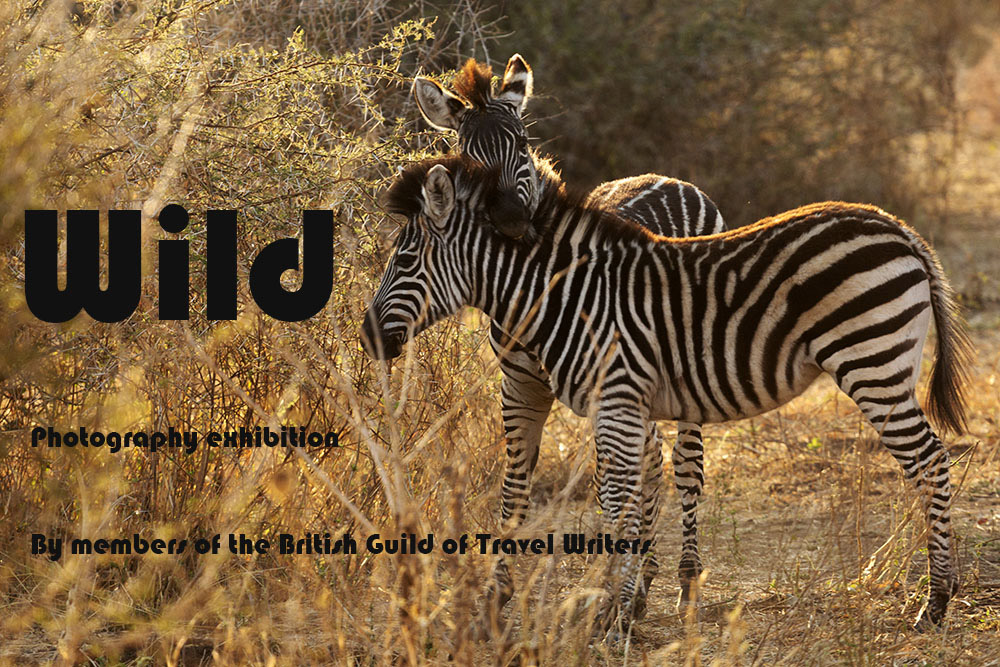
[413, 77, 469, 131]
[421, 164, 455, 228]
[497, 54, 533, 115]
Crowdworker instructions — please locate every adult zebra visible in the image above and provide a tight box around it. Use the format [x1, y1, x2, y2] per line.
[412, 55, 723, 615]
[361, 154, 971, 634]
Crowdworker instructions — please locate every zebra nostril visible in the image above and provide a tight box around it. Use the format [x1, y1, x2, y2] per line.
[360, 310, 404, 360]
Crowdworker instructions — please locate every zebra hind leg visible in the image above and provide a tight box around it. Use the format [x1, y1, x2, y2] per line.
[673, 421, 705, 607]
[848, 393, 957, 630]
[821, 278, 962, 629]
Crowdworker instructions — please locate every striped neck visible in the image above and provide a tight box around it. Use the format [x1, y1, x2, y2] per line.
[467, 198, 651, 349]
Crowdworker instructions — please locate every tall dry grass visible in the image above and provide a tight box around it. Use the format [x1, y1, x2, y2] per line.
[0, 1, 505, 662]
[0, 1, 998, 665]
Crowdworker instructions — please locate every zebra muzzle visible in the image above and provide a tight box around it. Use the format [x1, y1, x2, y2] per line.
[489, 191, 532, 240]
[360, 311, 404, 360]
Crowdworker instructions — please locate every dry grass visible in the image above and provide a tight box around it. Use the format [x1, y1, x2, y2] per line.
[0, 1, 998, 665]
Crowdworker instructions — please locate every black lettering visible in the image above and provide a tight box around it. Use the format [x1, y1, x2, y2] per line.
[157, 204, 190, 319]
[24, 209, 140, 322]
[207, 209, 237, 320]
[249, 210, 333, 321]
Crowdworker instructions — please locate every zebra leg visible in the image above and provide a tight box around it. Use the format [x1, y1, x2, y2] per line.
[632, 422, 664, 619]
[591, 403, 650, 635]
[480, 323, 554, 624]
[673, 421, 705, 606]
[818, 278, 962, 629]
[847, 392, 957, 629]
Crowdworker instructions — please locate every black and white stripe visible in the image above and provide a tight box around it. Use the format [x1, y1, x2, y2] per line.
[361, 155, 972, 633]
[588, 173, 726, 237]
[414, 55, 725, 612]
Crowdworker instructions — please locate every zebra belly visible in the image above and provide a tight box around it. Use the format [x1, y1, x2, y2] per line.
[648, 362, 825, 424]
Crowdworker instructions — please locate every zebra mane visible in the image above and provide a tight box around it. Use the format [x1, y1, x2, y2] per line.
[452, 59, 494, 109]
[530, 169, 660, 248]
[385, 153, 655, 247]
[384, 155, 499, 218]
[532, 150, 563, 186]
[518, 151, 653, 245]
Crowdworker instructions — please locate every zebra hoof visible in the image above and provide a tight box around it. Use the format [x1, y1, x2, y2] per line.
[594, 612, 633, 644]
[913, 591, 951, 632]
[584, 596, 619, 641]
[678, 580, 702, 611]
[472, 587, 513, 641]
[472, 603, 507, 641]
[678, 560, 703, 606]
[631, 593, 649, 621]
[469, 614, 490, 642]
[677, 596, 700, 617]
[913, 614, 946, 633]
[471, 609, 503, 642]
[589, 597, 648, 643]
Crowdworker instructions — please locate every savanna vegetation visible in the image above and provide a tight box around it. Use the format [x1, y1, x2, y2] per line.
[1, 0, 998, 664]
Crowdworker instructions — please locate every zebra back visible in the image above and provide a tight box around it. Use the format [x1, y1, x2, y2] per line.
[587, 174, 726, 237]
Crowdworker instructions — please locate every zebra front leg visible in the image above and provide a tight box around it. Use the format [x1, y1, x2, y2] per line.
[590, 403, 650, 637]
[632, 422, 664, 619]
[479, 325, 554, 631]
[478, 381, 551, 630]
[673, 421, 705, 607]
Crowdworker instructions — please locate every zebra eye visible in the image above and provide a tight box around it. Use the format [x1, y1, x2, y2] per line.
[517, 135, 528, 152]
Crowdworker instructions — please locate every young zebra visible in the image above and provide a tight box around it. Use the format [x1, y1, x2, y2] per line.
[361, 155, 972, 634]
[413, 55, 723, 612]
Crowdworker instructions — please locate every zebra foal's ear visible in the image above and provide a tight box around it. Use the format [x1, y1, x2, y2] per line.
[497, 53, 533, 114]
[421, 164, 455, 229]
[413, 77, 469, 131]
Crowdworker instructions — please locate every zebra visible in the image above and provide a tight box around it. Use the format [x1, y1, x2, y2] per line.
[413, 55, 724, 615]
[360, 154, 972, 634]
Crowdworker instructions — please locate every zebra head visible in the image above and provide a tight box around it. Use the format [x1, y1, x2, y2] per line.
[361, 157, 500, 360]
[413, 55, 537, 240]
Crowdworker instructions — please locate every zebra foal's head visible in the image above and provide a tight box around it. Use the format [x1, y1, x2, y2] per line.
[413, 54, 537, 240]
[361, 156, 501, 360]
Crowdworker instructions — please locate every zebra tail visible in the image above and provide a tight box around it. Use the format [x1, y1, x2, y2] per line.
[918, 240, 973, 435]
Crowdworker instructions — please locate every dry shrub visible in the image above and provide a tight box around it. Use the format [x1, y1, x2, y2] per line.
[0, 1, 511, 663]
